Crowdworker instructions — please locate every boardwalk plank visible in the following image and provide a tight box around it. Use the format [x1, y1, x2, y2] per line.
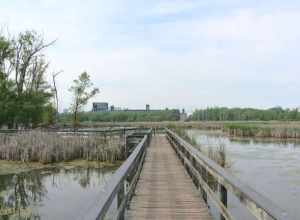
[126, 135, 212, 220]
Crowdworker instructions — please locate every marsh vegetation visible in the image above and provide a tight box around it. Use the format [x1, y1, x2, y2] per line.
[0, 131, 125, 164]
[172, 128, 229, 168]
[223, 123, 300, 139]
[187, 129, 300, 220]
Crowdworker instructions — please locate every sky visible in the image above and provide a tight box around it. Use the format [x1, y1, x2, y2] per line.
[1, 0, 300, 112]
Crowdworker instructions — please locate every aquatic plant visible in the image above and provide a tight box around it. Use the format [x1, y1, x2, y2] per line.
[172, 128, 232, 168]
[172, 128, 201, 150]
[0, 131, 125, 164]
[207, 142, 227, 168]
[223, 123, 300, 139]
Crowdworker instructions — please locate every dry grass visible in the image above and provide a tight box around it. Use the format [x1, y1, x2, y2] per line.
[0, 131, 125, 164]
[172, 127, 230, 168]
[171, 127, 201, 150]
[75, 121, 300, 139]
[224, 123, 300, 138]
[207, 143, 228, 168]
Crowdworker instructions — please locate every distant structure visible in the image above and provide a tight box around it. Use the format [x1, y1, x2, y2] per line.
[122, 104, 180, 120]
[123, 104, 153, 113]
[91, 102, 181, 120]
[146, 104, 150, 111]
[92, 102, 109, 112]
[180, 109, 188, 121]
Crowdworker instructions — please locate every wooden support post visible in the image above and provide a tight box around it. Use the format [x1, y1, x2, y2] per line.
[117, 179, 129, 220]
[124, 179, 129, 195]
[117, 183, 124, 209]
[220, 184, 228, 220]
[117, 183, 124, 220]
[124, 134, 128, 158]
[201, 166, 208, 203]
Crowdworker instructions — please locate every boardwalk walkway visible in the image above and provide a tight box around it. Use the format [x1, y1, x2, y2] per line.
[126, 135, 212, 220]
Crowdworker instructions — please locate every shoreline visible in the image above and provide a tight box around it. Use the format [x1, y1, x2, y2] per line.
[0, 159, 122, 175]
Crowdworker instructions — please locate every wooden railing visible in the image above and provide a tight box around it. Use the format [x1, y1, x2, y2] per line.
[0, 127, 138, 135]
[83, 129, 152, 220]
[55, 127, 138, 134]
[166, 128, 294, 220]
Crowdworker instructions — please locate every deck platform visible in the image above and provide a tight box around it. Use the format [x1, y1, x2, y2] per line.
[126, 135, 212, 220]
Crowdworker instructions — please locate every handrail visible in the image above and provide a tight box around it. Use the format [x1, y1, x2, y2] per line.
[0, 127, 138, 134]
[56, 127, 138, 133]
[166, 128, 293, 220]
[83, 129, 152, 220]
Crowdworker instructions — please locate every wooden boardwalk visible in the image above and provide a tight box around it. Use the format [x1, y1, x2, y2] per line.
[126, 135, 212, 220]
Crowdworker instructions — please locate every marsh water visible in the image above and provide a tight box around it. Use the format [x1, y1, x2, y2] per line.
[0, 166, 117, 220]
[187, 129, 300, 220]
[1, 131, 300, 220]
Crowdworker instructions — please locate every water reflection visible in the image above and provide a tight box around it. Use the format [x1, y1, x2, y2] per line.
[187, 129, 300, 220]
[0, 166, 115, 220]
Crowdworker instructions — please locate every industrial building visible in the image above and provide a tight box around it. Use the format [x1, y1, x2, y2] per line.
[92, 102, 109, 112]
[92, 102, 186, 121]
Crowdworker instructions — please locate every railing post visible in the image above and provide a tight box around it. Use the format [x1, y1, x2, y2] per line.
[117, 178, 130, 220]
[201, 166, 208, 203]
[220, 184, 228, 220]
[117, 181, 124, 219]
[147, 129, 152, 146]
[166, 128, 294, 220]
[124, 133, 128, 158]
[124, 179, 129, 195]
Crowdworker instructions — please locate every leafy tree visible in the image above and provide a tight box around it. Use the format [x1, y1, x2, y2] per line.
[11, 31, 54, 128]
[0, 35, 16, 127]
[0, 35, 14, 78]
[0, 30, 55, 128]
[69, 72, 99, 128]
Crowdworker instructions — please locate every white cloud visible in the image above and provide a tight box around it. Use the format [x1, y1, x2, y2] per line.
[48, 6, 300, 110]
[1, 1, 300, 111]
[149, 0, 204, 16]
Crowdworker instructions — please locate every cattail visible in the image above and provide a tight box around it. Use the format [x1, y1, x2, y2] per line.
[0, 131, 125, 164]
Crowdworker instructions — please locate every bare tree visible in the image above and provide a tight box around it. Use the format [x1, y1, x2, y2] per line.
[11, 30, 56, 95]
[52, 70, 63, 115]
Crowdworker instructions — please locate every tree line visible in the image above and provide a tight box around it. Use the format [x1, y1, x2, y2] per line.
[2, 29, 299, 127]
[59, 109, 180, 123]
[0, 29, 98, 129]
[190, 107, 300, 121]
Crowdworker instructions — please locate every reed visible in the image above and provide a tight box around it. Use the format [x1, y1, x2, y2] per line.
[0, 131, 125, 164]
[224, 123, 300, 139]
[172, 127, 201, 150]
[206, 142, 230, 192]
[207, 142, 227, 168]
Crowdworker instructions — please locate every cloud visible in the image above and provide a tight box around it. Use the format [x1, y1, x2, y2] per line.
[149, 0, 204, 16]
[1, 1, 300, 111]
